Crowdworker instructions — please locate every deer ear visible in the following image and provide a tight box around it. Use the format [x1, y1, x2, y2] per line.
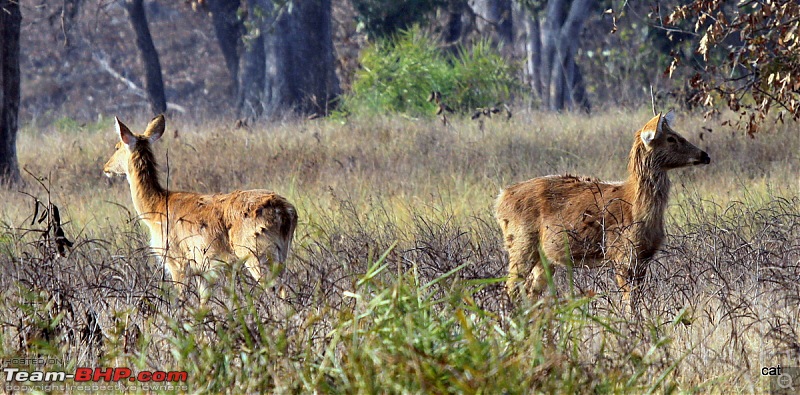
[116, 117, 136, 148]
[659, 110, 676, 132]
[144, 114, 165, 143]
[640, 128, 656, 148]
[641, 112, 661, 148]
[663, 109, 676, 125]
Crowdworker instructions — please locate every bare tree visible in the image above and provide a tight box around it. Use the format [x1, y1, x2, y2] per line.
[443, 1, 469, 46]
[519, 0, 592, 112]
[207, 0, 243, 97]
[472, 0, 513, 47]
[124, 0, 167, 115]
[238, 0, 340, 119]
[236, 0, 271, 118]
[0, 0, 22, 184]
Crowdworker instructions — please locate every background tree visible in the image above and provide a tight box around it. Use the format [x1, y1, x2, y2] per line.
[472, 0, 513, 47]
[443, 0, 469, 46]
[351, 0, 443, 39]
[237, 0, 268, 117]
[124, 0, 167, 115]
[207, 0, 244, 97]
[0, 0, 22, 184]
[238, 0, 340, 118]
[519, 0, 593, 112]
[18, 0, 796, 123]
[663, 0, 799, 135]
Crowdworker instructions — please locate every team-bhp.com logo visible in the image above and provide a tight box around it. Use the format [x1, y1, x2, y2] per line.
[3, 363, 188, 392]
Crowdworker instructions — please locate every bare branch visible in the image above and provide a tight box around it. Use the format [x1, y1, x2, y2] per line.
[91, 52, 186, 113]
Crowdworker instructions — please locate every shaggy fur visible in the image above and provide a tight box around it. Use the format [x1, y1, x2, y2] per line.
[103, 115, 298, 298]
[495, 112, 710, 302]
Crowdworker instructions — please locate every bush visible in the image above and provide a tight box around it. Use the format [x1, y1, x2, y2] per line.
[343, 27, 520, 117]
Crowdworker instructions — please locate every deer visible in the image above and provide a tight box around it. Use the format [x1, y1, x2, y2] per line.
[103, 115, 298, 301]
[495, 111, 710, 305]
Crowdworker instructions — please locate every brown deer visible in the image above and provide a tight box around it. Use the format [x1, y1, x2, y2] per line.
[495, 111, 710, 303]
[103, 115, 298, 300]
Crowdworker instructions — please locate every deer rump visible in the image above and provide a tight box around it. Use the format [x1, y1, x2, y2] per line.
[160, 189, 297, 266]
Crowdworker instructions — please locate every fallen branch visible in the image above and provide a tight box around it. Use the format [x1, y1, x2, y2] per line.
[91, 52, 186, 114]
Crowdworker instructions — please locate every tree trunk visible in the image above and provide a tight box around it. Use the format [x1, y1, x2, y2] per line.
[521, 0, 591, 112]
[235, 0, 269, 118]
[553, 0, 591, 111]
[549, 54, 565, 111]
[57, 0, 81, 47]
[522, 12, 541, 100]
[237, 0, 339, 118]
[444, 1, 466, 45]
[263, 0, 340, 117]
[208, 0, 243, 97]
[237, 32, 266, 118]
[569, 52, 590, 112]
[0, 0, 22, 185]
[539, 0, 566, 109]
[472, 0, 513, 48]
[124, 0, 167, 115]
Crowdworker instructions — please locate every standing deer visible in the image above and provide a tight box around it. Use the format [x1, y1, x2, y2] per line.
[103, 115, 298, 300]
[495, 111, 710, 303]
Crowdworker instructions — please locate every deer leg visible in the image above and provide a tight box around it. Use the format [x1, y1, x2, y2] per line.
[189, 256, 213, 305]
[526, 258, 549, 298]
[615, 262, 648, 306]
[164, 257, 185, 294]
[505, 231, 537, 300]
[243, 255, 262, 283]
[233, 241, 270, 284]
[615, 267, 632, 299]
[232, 224, 282, 283]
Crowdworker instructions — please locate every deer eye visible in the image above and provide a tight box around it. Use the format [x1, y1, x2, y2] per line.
[667, 136, 677, 143]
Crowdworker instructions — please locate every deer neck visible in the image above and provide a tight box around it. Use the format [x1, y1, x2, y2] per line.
[626, 145, 670, 231]
[126, 146, 167, 218]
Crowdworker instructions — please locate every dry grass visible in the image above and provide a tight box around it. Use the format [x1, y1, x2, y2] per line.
[0, 109, 798, 393]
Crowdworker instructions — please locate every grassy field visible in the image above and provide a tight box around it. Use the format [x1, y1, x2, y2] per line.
[0, 109, 798, 393]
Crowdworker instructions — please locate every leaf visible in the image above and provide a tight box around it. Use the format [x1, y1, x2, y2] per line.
[698, 33, 710, 60]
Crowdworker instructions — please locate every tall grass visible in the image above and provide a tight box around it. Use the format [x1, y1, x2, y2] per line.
[0, 110, 797, 392]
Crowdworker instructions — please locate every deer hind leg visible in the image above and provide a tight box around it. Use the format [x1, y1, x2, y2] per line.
[232, 217, 289, 284]
[505, 229, 539, 300]
[527, 258, 550, 298]
[187, 245, 224, 305]
[194, 258, 217, 306]
[164, 256, 186, 294]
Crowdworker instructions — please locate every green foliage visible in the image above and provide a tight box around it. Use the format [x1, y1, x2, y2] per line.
[345, 28, 451, 116]
[51, 115, 111, 134]
[343, 27, 520, 116]
[157, 245, 670, 393]
[450, 39, 518, 111]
